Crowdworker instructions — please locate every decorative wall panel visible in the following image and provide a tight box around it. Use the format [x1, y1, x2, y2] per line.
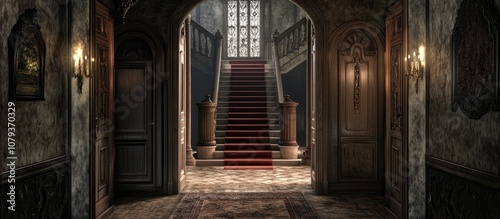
[339, 32, 377, 138]
[1, 161, 70, 218]
[426, 163, 499, 218]
[451, 0, 500, 120]
[339, 143, 376, 180]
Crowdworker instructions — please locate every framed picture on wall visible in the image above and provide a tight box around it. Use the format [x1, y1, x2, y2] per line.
[9, 8, 46, 101]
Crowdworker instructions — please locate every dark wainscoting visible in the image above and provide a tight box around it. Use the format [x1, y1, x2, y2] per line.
[1, 156, 71, 218]
[426, 156, 500, 218]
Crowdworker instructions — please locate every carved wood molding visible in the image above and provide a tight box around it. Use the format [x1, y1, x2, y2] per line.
[426, 156, 499, 189]
[339, 31, 377, 56]
[1, 160, 70, 218]
[353, 52, 361, 114]
[451, 0, 500, 120]
[390, 46, 402, 130]
[116, 0, 139, 24]
[426, 158, 500, 218]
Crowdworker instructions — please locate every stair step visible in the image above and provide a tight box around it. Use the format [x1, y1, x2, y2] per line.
[223, 150, 273, 158]
[224, 130, 271, 137]
[196, 159, 303, 167]
[221, 84, 268, 88]
[226, 107, 270, 112]
[226, 112, 269, 118]
[223, 143, 272, 150]
[217, 124, 279, 131]
[227, 102, 269, 107]
[225, 136, 271, 143]
[226, 96, 268, 101]
[227, 118, 269, 124]
[228, 60, 268, 64]
[213, 150, 282, 159]
[230, 80, 266, 84]
[218, 130, 280, 136]
[226, 76, 272, 80]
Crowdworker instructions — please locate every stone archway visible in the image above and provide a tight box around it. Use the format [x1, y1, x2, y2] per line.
[165, 0, 330, 194]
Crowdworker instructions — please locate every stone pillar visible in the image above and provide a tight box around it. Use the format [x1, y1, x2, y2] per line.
[279, 95, 299, 159]
[196, 95, 217, 159]
[185, 14, 196, 166]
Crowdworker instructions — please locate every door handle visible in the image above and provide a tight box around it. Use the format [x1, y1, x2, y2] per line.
[148, 123, 155, 126]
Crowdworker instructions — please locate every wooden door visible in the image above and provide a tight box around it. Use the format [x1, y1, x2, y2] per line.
[93, 1, 114, 216]
[330, 23, 385, 193]
[385, 1, 408, 217]
[114, 60, 159, 192]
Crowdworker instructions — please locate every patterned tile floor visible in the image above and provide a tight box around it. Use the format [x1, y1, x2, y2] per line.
[99, 166, 394, 219]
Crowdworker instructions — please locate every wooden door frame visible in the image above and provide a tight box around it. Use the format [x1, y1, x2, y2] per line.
[113, 23, 167, 194]
[89, 0, 96, 217]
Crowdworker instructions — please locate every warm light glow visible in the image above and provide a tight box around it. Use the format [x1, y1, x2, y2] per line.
[404, 48, 423, 93]
[419, 45, 425, 66]
[72, 47, 91, 93]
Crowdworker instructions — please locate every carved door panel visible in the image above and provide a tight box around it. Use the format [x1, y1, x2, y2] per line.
[331, 27, 384, 193]
[114, 61, 158, 192]
[385, 1, 407, 218]
[94, 1, 114, 216]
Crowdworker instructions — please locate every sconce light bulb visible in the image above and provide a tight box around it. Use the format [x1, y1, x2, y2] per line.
[91, 58, 95, 63]
[84, 55, 87, 60]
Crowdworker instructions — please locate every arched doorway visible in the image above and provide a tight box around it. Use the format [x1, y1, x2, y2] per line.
[169, 1, 318, 191]
[168, 0, 327, 194]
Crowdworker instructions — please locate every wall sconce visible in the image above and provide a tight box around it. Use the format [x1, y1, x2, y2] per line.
[404, 46, 424, 93]
[72, 48, 94, 93]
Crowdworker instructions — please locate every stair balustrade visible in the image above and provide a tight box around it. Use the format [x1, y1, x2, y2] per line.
[190, 21, 224, 103]
[271, 18, 308, 103]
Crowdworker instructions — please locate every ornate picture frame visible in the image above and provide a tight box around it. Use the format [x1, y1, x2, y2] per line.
[451, 0, 499, 120]
[8, 8, 46, 101]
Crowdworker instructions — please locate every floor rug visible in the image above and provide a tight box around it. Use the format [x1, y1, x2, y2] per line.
[170, 192, 319, 218]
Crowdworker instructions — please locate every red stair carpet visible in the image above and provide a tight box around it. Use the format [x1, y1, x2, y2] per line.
[224, 60, 273, 170]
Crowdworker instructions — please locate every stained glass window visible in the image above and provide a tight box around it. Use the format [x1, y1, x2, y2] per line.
[227, 0, 260, 57]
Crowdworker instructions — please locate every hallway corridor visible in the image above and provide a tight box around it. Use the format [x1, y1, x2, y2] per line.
[99, 166, 392, 218]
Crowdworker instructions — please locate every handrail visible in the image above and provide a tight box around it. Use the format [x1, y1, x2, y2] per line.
[191, 20, 216, 64]
[274, 18, 308, 59]
[189, 20, 223, 103]
[272, 18, 308, 103]
[212, 30, 223, 103]
[272, 32, 284, 103]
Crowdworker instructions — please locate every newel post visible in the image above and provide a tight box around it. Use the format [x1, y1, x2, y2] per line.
[279, 94, 299, 159]
[196, 95, 217, 159]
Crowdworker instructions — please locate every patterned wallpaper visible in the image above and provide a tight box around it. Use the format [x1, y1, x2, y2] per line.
[0, 0, 68, 171]
[428, 0, 500, 175]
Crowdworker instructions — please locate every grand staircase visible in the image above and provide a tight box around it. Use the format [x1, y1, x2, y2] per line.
[192, 19, 308, 168]
[217, 60, 280, 169]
